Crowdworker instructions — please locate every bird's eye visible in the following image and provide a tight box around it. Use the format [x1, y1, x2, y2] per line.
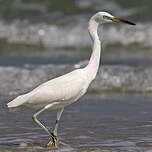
[103, 15, 112, 20]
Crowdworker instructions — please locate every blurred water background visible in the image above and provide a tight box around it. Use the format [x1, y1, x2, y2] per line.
[1, 0, 152, 151]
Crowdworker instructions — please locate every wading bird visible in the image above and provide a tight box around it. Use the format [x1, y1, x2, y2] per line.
[7, 12, 135, 148]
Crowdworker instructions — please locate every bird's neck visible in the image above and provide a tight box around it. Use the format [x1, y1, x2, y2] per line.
[85, 19, 101, 81]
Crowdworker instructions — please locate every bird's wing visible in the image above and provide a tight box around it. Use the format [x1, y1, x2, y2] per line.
[25, 69, 87, 105]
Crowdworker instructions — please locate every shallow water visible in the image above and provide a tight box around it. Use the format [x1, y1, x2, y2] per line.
[1, 94, 152, 152]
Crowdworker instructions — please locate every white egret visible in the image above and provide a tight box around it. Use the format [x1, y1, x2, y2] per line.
[7, 11, 135, 148]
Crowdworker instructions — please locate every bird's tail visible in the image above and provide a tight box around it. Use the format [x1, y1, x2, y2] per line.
[7, 94, 28, 112]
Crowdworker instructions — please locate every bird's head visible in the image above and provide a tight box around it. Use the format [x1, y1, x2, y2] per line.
[93, 11, 135, 25]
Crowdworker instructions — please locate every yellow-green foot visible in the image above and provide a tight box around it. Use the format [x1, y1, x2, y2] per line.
[46, 135, 58, 148]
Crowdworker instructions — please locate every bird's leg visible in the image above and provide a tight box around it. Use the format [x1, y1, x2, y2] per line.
[32, 108, 56, 147]
[47, 108, 64, 147]
[54, 108, 64, 136]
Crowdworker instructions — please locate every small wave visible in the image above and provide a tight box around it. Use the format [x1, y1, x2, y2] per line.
[92, 65, 152, 93]
[0, 19, 151, 49]
[0, 63, 152, 96]
[104, 23, 152, 48]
